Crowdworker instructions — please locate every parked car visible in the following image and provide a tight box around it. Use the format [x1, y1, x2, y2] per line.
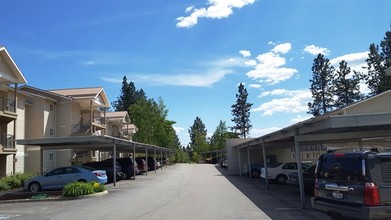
[246, 162, 280, 178]
[24, 166, 107, 192]
[104, 158, 138, 179]
[312, 148, 391, 220]
[220, 159, 228, 168]
[135, 157, 148, 173]
[83, 160, 124, 182]
[288, 164, 316, 195]
[260, 162, 311, 184]
[144, 156, 158, 171]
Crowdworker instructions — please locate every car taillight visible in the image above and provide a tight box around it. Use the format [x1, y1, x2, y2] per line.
[364, 182, 380, 206]
[94, 172, 102, 177]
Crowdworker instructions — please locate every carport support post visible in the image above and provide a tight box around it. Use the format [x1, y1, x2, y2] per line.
[40, 147, 44, 175]
[294, 129, 305, 209]
[160, 148, 163, 170]
[145, 147, 148, 175]
[247, 144, 252, 180]
[113, 143, 117, 186]
[133, 144, 136, 180]
[154, 148, 157, 172]
[261, 139, 269, 190]
[238, 148, 242, 176]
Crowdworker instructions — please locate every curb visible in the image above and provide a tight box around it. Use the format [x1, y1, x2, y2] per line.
[0, 190, 108, 204]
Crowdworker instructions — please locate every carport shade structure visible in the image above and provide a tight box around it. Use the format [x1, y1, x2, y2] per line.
[16, 135, 174, 186]
[233, 109, 391, 208]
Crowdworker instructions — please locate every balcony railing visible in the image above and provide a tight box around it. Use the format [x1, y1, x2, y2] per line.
[0, 133, 15, 149]
[0, 97, 15, 113]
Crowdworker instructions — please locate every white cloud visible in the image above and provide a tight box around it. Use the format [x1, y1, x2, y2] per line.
[176, 0, 256, 28]
[330, 51, 368, 72]
[101, 77, 122, 84]
[253, 89, 312, 116]
[245, 43, 297, 85]
[129, 69, 233, 87]
[173, 126, 185, 134]
[290, 115, 312, 124]
[244, 59, 257, 66]
[271, 43, 291, 54]
[303, 45, 330, 56]
[239, 50, 251, 57]
[249, 127, 281, 138]
[249, 84, 261, 89]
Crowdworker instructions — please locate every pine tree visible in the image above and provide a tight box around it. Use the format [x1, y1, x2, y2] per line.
[365, 30, 391, 95]
[188, 117, 209, 153]
[308, 54, 335, 116]
[111, 76, 146, 113]
[333, 60, 363, 108]
[231, 83, 253, 138]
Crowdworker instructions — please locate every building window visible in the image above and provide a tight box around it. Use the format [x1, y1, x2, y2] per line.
[49, 152, 54, 161]
[49, 128, 54, 136]
[49, 104, 54, 112]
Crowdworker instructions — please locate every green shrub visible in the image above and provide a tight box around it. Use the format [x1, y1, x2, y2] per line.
[63, 182, 95, 197]
[0, 181, 10, 191]
[14, 173, 35, 185]
[0, 172, 36, 191]
[2, 175, 22, 189]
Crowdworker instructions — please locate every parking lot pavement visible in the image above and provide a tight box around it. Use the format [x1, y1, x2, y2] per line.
[0, 164, 329, 220]
[215, 166, 329, 220]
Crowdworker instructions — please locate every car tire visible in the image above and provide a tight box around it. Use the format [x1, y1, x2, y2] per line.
[251, 169, 261, 178]
[275, 174, 287, 184]
[77, 179, 87, 183]
[28, 182, 41, 192]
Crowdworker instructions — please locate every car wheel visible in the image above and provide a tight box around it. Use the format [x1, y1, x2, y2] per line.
[275, 174, 287, 184]
[251, 169, 260, 178]
[28, 182, 41, 192]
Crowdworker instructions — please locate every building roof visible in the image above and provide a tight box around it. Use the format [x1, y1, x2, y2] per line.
[0, 46, 28, 84]
[50, 87, 110, 108]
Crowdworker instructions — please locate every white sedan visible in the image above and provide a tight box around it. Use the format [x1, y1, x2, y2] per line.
[260, 162, 311, 184]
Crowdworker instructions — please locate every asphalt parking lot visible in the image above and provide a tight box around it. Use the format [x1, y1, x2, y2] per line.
[0, 164, 329, 220]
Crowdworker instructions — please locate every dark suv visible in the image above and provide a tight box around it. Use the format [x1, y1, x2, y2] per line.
[311, 148, 391, 220]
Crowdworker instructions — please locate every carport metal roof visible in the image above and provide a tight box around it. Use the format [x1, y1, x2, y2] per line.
[232, 92, 391, 209]
[17, 135, 173, 153]
[235, 112, 391, 149]
[17, 135, 174, 185]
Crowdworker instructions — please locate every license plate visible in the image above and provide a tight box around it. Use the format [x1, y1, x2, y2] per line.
[331, 191, 343, 199]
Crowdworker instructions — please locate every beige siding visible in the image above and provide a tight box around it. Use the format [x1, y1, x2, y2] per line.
[345, 93, 391, 115]
[55, 101, 80, 137]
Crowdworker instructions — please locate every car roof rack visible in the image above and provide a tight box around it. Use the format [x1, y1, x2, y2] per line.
[326, 147, 380, 154]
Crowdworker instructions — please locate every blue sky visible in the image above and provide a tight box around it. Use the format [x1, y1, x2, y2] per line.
[2, 0, 391, 146]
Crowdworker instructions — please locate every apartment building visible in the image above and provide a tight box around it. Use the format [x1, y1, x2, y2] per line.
[0, 46, 28, 176]
[1, 46, 139, 176]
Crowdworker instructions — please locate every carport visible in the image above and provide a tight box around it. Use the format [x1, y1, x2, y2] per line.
[232, 91, 391, 208]
[17, 135, 174, 186]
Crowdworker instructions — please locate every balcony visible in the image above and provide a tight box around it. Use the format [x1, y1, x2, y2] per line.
[0, 133, 15, 152]
[0, 97, 17, 123]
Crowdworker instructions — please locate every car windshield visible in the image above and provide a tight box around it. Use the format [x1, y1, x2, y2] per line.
[318, 157, 364, 182]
